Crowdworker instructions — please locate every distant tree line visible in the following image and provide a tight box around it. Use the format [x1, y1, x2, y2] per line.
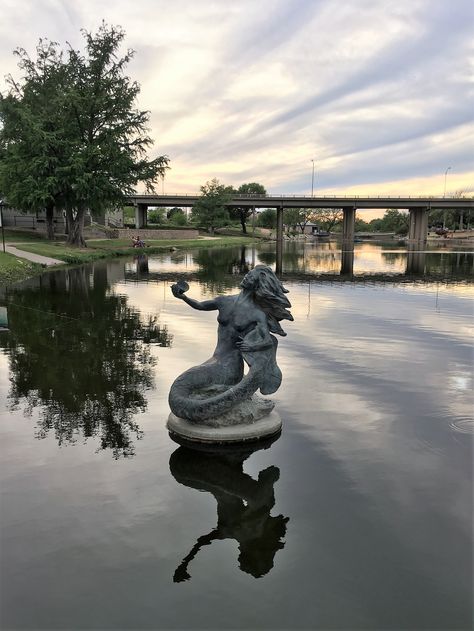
[253, 207, 410, 234]
[256, 205, 472, 235]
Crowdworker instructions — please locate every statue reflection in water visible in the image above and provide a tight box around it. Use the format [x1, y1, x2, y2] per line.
[169, 437, 289, 582]
[134, 254, 149, 276]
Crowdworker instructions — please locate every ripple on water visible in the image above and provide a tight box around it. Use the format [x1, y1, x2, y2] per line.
[449, 419, 474, 434]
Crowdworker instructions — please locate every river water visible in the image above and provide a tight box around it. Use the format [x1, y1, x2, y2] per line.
[0, 242, 472, 630]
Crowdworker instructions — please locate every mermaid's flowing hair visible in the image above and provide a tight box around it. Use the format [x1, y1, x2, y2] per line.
[251, 265, 293, 336]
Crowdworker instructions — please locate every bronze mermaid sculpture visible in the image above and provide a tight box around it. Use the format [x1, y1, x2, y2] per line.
[169, 265, 293, 422]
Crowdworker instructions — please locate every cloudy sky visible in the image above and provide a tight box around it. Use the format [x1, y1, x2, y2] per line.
[1, 0, 473, 204]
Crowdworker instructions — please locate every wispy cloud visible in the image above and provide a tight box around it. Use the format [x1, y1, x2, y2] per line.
[1, 0, 472, 197]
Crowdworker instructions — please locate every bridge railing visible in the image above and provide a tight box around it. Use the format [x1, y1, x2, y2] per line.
[130, 193, 471, 200]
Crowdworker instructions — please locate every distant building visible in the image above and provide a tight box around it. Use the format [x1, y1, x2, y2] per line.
[284, 222, 324, 235]
[0, 205, 66, 231]
[0, 203, 122, 231]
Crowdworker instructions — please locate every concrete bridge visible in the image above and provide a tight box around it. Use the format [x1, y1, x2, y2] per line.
[128, 193, 473, 271]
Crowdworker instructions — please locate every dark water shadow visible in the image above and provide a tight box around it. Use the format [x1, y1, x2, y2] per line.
[169, 437, 289, 582]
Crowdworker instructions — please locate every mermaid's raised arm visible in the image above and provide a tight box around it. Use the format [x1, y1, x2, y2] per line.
[180, 295, 218, 311]
[171, 282, 219, 311]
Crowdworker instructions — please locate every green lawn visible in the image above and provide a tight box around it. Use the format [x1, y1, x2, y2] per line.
[86, 236, 255, 249]
[14, 236, 257, 264]
[10, 242, 110, 264]
[0, 251, 42, 285]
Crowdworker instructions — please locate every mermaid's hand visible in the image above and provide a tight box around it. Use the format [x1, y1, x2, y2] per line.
[171, 284, 184, 298]
[235, 336, 251, 352]
[171, 280, 189, 298]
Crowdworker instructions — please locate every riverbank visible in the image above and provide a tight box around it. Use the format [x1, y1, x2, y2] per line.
[0, 252, 43, 285]
[0, 235, 256, 285]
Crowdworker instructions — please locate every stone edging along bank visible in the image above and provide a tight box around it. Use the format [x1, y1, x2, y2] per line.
[113, 228, 200, 240]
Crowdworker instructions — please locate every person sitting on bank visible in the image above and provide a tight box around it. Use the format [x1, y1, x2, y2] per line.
[132, 235, 145, 248]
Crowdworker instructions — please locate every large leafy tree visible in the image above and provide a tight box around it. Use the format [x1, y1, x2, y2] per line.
[284, 208, 302, 233]
[167, 207, 187, 225]
[295, 208, 315, 233]
[369, 208, 409, 234]
[0, 41, 70, 239]
[192, 178, 233, 234]
[283, 207, 342, 234]
[0, 23, 169, 245]
[312, 208, 344, 232]
[428, 189, 473, 230]
[230, 182, 267, 234]
[256, 208, 277, 229]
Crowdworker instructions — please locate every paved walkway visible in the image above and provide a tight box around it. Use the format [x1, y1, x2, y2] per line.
[5, 245, 63, 266]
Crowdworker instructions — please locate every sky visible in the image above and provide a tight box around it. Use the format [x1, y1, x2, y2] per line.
[1, 0, 473, 216]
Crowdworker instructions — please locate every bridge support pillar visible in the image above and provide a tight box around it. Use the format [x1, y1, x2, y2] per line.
[135, 204, 147, 229]
[276, 205, 284, 275]
[340, 243, 354, 276]
[406, 245, 426, 275]
[342, 207, 356, 242]
[408, 208, 428, 244]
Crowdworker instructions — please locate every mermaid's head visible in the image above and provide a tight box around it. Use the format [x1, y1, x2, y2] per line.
[242, 265, 293, 336]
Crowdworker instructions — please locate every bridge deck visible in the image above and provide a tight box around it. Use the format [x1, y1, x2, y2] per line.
[128, 194, 474, 210]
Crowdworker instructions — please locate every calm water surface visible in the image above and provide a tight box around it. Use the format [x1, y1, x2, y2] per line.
[0, 242, 472, 630]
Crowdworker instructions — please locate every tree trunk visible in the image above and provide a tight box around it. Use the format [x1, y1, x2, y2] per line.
[45, 203, 55, 240]
[240, 210, 247, 234]
[66, 208, 87, 247]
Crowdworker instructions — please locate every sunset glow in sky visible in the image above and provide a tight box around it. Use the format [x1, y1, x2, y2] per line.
[1, 0, 473, 209]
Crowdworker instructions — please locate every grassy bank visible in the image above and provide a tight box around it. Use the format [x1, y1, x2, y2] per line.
[0, 252, 42, 285]
[12, 236, 256, 265]
[3, 229, 49, 243]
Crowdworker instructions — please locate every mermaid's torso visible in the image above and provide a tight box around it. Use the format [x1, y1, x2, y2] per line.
[169, 294, 281, 420]
[214, 295, 266, 355]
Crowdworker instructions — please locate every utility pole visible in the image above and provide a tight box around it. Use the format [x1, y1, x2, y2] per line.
[443, 166, 451, 229]
[443, 166, 451, 198]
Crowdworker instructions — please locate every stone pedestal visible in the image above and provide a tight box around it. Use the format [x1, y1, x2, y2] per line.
[167, 405, 282, 444]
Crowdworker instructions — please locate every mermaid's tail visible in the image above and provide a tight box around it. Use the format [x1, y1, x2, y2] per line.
[168, 360, 263, 422]
[258, 336, 281, 395]
[169, 336, 282, 422]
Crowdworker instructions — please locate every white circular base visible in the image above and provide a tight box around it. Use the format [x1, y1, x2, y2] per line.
[167, 410, 282, 444]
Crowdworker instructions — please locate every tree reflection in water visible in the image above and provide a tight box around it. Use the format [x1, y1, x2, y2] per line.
[0, 264, 172, 458]
[170, 438, 289, 581]
[194, 246, 251, 293]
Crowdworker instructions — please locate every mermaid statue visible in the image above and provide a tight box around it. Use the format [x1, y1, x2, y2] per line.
[168, 265, 292, 439]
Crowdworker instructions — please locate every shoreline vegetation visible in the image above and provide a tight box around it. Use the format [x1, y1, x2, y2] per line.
[0, 252, 43, 285]
[0, 232, 257, 286]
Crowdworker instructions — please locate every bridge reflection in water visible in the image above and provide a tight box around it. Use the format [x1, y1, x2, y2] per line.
[169, 437, 289, 582]
[125, 242, 473, 286]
